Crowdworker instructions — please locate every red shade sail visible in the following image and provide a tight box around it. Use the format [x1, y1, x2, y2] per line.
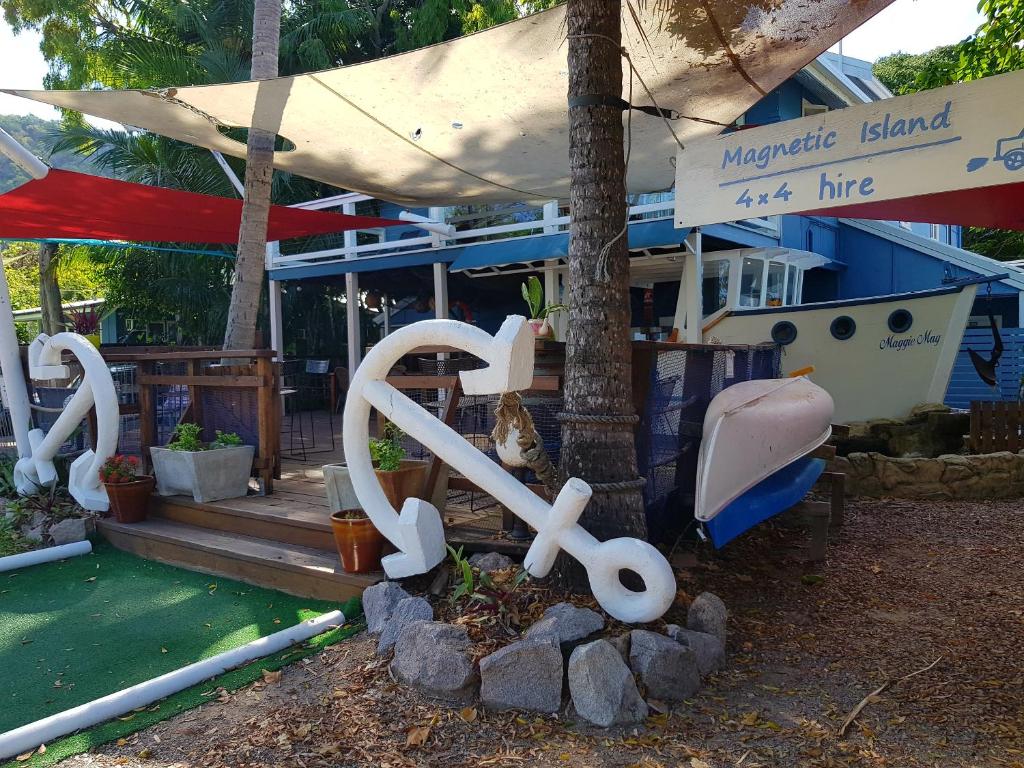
[0, 169, 404, 244]
[799, 181, 1024, 231]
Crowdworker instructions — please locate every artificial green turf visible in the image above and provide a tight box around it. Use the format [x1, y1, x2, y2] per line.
[2, 607, 362, 768]
[0, 539, 360, 752]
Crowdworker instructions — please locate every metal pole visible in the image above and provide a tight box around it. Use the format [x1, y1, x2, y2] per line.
[0, 127, 48, 180]
[346, 272, 361, 375]
[683, 229, 703, 343]
[0, 253, 33, 457]
[211, 150, 245, 196]
[268, 278, 284, 361]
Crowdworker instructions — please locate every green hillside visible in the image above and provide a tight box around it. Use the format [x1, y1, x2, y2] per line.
[0, 113, 98, 193]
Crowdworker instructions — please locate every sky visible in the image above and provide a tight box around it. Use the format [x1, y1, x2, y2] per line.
[0, 0, 989, 121]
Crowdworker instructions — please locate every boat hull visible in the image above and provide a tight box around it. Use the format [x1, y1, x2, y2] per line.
[705, 284, 978, 423]
[705, 456, 827, 547]
[695, 377, 834, 525]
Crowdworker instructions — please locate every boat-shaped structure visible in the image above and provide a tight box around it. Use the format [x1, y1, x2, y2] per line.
[695, 377, 833, 545]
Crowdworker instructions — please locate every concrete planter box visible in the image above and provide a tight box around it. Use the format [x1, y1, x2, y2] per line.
[324, 459, 446, 513]
[151, 445, 255, 503]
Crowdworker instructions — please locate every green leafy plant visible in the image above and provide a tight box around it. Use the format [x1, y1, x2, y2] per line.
[6, 487, 83, 527]
[167, 423, 205, 452]
[447, 545, 476, 602]
[212, 430, 243, 448]
[339, 509, 368, 521]
[520, 275, 566, 321]
[0, 516, 33, 557]
[369, 422, 406, 472]
[0, 455, 18, 499]
[98, 454, 141, 484]
[446, 545, 530, 626]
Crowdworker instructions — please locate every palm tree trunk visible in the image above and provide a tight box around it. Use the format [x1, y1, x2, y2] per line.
[222, 0, 281, 351]
[556, 0, 647, 587]
[38, 242, 63, 336]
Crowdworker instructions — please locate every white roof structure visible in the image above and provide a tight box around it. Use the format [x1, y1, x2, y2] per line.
[4, 0, 894, 206]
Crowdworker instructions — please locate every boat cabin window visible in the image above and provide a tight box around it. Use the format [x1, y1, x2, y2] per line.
[739, 257, 764, 307]
[702, 259, 730, 316]
[766, 262, 786, 307]
[786, 265, 798, 305]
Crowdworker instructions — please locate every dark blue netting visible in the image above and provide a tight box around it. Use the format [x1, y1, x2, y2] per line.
[635, 343, 781, 543]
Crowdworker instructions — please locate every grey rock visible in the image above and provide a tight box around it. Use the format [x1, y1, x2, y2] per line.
[480, 634, 562, 713]
[525, 602, 604, 645]
[377, 596, 434, 655]
[30, 511, 48, 529]
[629, 630, 700, 702]
[362, 581, 410, 635]
[49, 517, 88, 546]
[568, 639, 647, 727]
[608, 633, 631, 664]
[391, 621, 477, 704]
[687, 592, 728, 646]
[468, 551, 515, 571]
[22, 524, 44, 542]
[665, 625, 725, 677]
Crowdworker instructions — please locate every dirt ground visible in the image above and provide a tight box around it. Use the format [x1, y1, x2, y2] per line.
[62, 497, 1024, 768]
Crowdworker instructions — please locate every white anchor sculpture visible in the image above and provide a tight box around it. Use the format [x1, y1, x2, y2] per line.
[343, 315, 676, 623]
[0, 266, 119, 510]
[11, 332, 121, 511]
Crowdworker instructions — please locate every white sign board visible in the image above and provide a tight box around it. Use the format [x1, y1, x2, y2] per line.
[675, 69, 1024, 228]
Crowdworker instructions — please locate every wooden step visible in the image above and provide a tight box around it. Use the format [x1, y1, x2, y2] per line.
[99, 518, 380, 602]
[150, 494, 336, 551]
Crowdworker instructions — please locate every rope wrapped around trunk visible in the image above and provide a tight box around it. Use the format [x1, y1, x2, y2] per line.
[491, 392, 561, 498]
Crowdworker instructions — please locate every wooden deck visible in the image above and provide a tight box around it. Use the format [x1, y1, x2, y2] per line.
[99, 410, 526, 600]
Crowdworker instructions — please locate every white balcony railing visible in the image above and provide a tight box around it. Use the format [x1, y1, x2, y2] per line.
[270, 193, 779, 273]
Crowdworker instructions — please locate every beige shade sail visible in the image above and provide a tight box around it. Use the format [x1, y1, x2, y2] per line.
[4, 0, 894, 206]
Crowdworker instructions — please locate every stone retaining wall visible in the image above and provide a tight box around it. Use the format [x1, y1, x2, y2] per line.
[836, 451, 1024, 499]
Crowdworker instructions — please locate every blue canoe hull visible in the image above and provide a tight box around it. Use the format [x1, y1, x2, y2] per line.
[705, 456, 827, 548]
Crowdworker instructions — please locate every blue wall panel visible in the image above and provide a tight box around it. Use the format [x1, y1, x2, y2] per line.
[946, 327, 1024, 408]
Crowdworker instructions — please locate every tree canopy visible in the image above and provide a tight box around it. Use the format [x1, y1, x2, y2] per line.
[872, 2, 1024, 261]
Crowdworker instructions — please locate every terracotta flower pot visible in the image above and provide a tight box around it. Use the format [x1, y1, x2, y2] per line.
[330, 512, 385, 574]
[104, 476, 155, 523]
[374, 460, 428, 511]
[527, 318, 553, 338]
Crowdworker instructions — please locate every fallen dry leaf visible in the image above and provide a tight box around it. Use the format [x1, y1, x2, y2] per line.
[405, 725, 431, 747]
[262, 669, 282, 684]
[459, 706, 478, 723]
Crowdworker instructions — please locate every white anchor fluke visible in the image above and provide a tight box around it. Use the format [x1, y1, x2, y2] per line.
[342, 316, 676, 623]
[459, 315, 534, 396]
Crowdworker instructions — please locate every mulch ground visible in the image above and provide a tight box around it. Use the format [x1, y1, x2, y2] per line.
[60, 498, 1024, 768]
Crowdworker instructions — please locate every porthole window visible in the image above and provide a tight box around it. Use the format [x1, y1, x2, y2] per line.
[830, 315, 856, 341]
[888, 309, 913, 334]
[771, 320, 798, 346]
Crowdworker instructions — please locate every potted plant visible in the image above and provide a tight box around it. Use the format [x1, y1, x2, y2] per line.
[99, 454, 154, 523]
[66, 305, 102, 347]
[150, 424, 255, 503]
[369, 423, 428, 510]
[329, 508, 384, 573]
[521, 275, 566, 338]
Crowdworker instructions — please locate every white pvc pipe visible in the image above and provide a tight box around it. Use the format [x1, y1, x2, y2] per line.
[0, 254, 33, 457]
[0, 540, 92, 573]
[399, 211, 455, 238]
[0, 609, 346, 759]
[0, 127, 49, 180]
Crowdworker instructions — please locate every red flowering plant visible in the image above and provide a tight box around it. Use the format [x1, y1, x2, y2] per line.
[66, 306, 101, 335]
[98, 454, 141, 485]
